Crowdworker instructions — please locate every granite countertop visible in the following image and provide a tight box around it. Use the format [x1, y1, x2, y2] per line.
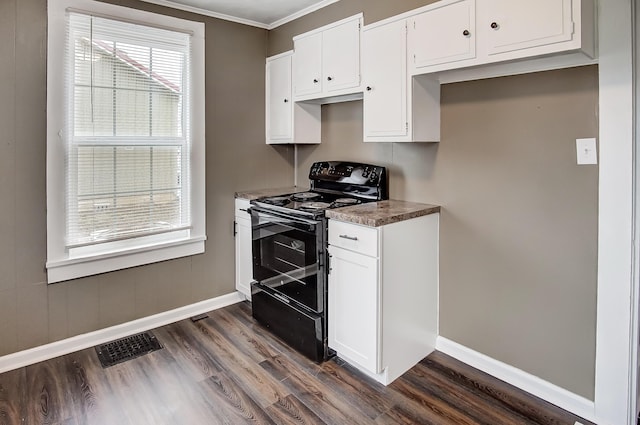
[235, 186, 309, 201]
[325, 200, 440, 227]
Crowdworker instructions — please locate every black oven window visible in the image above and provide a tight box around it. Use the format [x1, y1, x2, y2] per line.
[253, 219, 321, 312]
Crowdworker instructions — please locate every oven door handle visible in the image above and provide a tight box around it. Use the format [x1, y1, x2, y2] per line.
[249, 206, 320, 226]
[273, 292, 291, 304]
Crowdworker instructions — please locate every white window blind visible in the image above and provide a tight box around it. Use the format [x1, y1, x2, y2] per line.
[65, 12, 192, 248]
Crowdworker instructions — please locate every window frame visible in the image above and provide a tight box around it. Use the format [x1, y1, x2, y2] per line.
[46, 0, 206, 284]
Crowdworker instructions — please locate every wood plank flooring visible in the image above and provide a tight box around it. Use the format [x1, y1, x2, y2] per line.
[0, 301, 595, 425]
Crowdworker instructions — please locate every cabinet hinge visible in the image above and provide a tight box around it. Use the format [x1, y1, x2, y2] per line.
[571, 21, 575, 35]
[406, 122, 409, 131]
[413, 21, 416, 30]
[233, 221, 237, 236]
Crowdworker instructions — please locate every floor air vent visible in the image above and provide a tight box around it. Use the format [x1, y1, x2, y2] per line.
[95, 331, 162, 368]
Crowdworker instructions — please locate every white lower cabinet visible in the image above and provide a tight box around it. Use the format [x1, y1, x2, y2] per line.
[328, 213, 439, 385]
[328, 245, 380, 373]
[235, 199, 253, 300]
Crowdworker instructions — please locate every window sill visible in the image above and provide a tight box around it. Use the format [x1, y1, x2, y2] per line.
[46, 235, 206, 283]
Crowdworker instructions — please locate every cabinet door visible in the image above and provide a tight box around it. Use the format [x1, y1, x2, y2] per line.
[363, 20, 408, 140]
[322, 18, 361, 93]
[410, 0, 476, 69]
[482, 0, 573, 56]
[266, 54, 292, 142]
[293, 33, 322, 98]
[235, 215, 253, 299]
[328, 245, 379, 373]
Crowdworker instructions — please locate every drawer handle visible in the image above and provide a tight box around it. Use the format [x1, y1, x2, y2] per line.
[239, 208, 248, 212]
[273, 293, 290, 304]
[339, 234, 358, 241]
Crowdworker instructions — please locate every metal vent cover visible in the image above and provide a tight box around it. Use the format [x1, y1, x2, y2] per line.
[95, 331, 162, 368]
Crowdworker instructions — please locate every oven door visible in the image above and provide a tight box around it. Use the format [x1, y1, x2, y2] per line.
[250, 206, 325, 313]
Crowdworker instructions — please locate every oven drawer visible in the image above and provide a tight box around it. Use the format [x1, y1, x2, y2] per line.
[252, 283, 326, 362]
[328, 220, 378, 257]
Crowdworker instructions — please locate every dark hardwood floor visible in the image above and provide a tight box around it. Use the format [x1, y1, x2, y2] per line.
[0, 301, 595, 425]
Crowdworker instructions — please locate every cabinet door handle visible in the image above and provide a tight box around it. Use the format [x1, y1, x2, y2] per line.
[463, 29, 470, 36]
[490, 22, 499, 29]
[239, 208, 248, 212]
[366, 86, 372, 91]
[339, 234, 358, 241]
[284, 98, 289, 103]
[327, 76, 333, 81]
[313, 78, 319, 83]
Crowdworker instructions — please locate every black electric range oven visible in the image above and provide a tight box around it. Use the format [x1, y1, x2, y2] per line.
[249, 161, 387, 362]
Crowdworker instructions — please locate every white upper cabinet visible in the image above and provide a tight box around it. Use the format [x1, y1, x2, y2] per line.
[409, 0, 476, 69]
[293, 14, 363, 103]
[266, 52, 293, 141]
[363, 18, 440, 143]
[266, 51, 320, 144]
[409, 0, 595, 75]
[363, 19, 408, 140]
[482, 0, 574, 56]
[322, 17, 362, 94]
[292, 34, 322, 98]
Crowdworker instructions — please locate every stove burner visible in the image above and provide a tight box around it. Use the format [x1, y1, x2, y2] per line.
[333, 198, 360, 206]
[291, 192, 321, 201]
[262, 196, 291, 206]
[299, 202, 331, 210]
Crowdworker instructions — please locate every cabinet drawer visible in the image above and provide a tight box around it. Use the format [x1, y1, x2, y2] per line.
[235, 198, 251, 217]
[329, 220, 378, 257]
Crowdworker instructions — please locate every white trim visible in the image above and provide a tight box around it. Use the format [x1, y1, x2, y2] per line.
[46, 238, 205, 283]
[293, 13, 363, 41]
[268, 0, 341, 29]
[594, 0, 635, 424]
[436, 337, 598, 424]
[0, 292, 244, 374]
[631, 1, 640, 422]
[135, 0, 270, 29]
[134, 0, 340, 30]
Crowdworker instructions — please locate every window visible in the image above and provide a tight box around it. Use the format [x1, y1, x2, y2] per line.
[47, 0, 205, 283]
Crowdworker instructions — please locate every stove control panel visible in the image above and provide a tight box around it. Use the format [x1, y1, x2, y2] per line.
[309, 161, 386, 188]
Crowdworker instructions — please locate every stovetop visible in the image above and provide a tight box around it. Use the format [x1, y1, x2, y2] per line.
[250, 161, 388, 219]
[252, 191, 371, 219]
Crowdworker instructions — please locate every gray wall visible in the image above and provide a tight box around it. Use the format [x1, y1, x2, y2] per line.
[0, 0, 293, 355]
[0, 0, 599, 402]
[269, 1, 599, 399]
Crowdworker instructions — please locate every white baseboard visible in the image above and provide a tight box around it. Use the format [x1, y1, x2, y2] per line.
[0, 291, 245, 374]
[436, 336, 599, 424]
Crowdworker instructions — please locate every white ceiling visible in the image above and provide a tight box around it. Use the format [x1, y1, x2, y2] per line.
[138, 0, 341, 29]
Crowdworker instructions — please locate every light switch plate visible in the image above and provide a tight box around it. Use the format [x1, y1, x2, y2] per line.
[576, 138, 597, 165]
